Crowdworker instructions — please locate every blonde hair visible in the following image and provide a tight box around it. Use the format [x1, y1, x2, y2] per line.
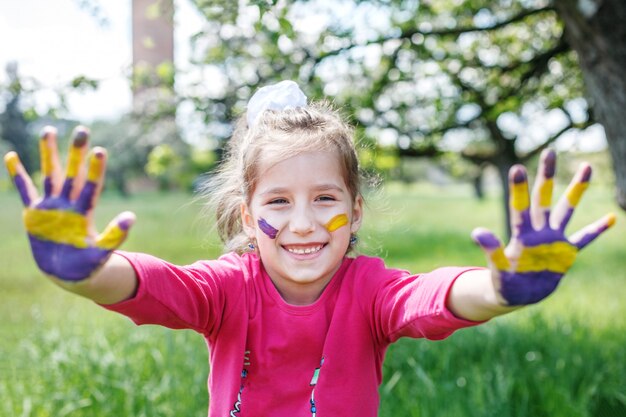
[202, 100, 361, 253]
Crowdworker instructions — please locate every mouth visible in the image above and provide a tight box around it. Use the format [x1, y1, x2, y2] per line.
[283, 244, 326, 255]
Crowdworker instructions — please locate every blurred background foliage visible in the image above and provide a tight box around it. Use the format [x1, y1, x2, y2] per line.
[2, 0, 625, 235]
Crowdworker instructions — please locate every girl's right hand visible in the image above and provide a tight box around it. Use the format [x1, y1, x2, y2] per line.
[4, 126, 135, 282]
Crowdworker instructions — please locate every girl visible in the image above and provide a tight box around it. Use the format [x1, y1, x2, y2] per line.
[4, 80, 615, 416]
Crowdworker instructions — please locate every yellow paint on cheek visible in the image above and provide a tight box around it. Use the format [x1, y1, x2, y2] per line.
[66, 146, 83, 178]
[325, 213, 349, 232]
[5, 152, 19, 177]
[566, 182, 589, 207]
[491, 247, 511, 270]
[511, 182, 529, 211]
[96, 224, 126, 250]
[24, 208, 88, 248]
[39, 140, 53, 176]
[538, 178, 553, 207]
[87, 155, 103, 182]
[516, 242, 577, 274]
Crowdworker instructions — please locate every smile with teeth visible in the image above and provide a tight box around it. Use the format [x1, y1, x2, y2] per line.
[284, 245, 324, 255]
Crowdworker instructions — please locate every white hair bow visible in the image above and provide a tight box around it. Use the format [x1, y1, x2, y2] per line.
[246, 80, 307, 127]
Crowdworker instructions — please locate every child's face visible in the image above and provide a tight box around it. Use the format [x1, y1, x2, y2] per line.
[242, 151, 362, 305]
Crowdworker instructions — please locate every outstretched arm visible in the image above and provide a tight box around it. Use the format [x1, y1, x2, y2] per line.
[4, 126, 137, 305]
[447, 149, 616, 321]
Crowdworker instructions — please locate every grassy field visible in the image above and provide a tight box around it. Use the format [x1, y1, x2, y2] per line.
[1, 183, 625, 417]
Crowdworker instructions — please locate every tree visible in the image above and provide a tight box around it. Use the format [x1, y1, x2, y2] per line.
[0, 62, 36, 173]
[554, 0, 626, 209]
[186, 0, 601, 235]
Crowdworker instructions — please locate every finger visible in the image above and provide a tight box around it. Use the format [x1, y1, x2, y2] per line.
[530, 149, 556, 230]
[95, 211, 136, 250]
[551, 163, 592, 231]
[569, 213, 617, 250]
[61, 126, 90, 200]
[509, 165, 532, 237]
[4, 152, 39, 206]
[471, 227, 511, 271]
[75, 147, 106, 215]
[39, 126, 63, 197]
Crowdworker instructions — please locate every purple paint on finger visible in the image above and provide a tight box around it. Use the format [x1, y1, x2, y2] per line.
[28, 235, 110, 281]
[61, 178, 74, 199]
[512, 168, 527, 184]
[258, 218, 278, 239]
[574, 224, 610, 250]
[473, 231, 500, 250]
[76, 181, 97, 214]
[44, 176, 54, 198]
[581, 165, 592, 182]
[118, 218, 133, 231]
[499, 270, 563, 306]
[558, 207, 575, 232]
[13, 174, 31, 206]
[543, 150, 556, 178]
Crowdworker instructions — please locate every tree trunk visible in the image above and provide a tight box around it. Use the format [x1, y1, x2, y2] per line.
[555, 0, 626, 210]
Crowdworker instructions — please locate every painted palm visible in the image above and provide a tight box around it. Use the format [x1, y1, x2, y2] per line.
[4, 126, 134, 281]
[472, 150, 615, 306]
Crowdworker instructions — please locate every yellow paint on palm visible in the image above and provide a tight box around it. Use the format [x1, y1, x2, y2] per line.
[511, 181, 529, 211]
[5, 152, 19, 177]
[538, 178, 553, 207]
[66, 145, 83, 178]
[566, 182, 589, 207]
[96, 223, 126, 250]
[325, 213, 349, 232]
[24, 208, 89, 248]
[516, 242, 577, 274]
[490, 247, 511, 270]
[87, 154, 103, 182]
[39, 139, 53, 176]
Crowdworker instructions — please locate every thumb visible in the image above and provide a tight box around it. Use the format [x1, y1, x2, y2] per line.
[471, 227, 510, 271]
[95, 211, 136, 250]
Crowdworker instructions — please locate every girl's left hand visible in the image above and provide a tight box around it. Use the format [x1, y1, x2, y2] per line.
[472, 149, 616, 306]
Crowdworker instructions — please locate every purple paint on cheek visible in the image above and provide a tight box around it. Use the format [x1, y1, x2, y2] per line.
[13, 174, 31, 206]
[28, 235, 110, 281]
[499, 270, 562, 305]
[543, 151, 556, 178]
[258, 218, 278, 239]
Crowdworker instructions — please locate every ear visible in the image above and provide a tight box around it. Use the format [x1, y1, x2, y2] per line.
[350, 195, 364, 234]
[241, 203, 256, 237]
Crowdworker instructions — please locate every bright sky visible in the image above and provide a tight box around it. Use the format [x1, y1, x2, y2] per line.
[0, 0, 203, 122]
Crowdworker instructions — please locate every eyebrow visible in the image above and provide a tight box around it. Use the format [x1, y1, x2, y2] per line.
[259, 183, 345, 196]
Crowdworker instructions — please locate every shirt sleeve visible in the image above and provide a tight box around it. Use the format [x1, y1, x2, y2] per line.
[99, 251, 248, 336]
[363, 260, 486, 343]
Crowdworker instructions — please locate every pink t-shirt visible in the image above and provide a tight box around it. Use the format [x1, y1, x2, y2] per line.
[103, 251, 482, 416]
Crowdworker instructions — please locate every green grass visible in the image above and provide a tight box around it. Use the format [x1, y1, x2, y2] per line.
[1, 183, 625, 416]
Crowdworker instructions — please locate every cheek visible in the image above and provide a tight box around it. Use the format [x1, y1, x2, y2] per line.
[324, 213, 349, 232]
[258, 217, 279, 239]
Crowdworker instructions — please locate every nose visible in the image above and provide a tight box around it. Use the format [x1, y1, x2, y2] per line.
[289, 204, 315, 235]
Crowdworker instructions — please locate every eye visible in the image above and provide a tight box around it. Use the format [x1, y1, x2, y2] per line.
[316, 195, 336, 202]
[268, 198, 289, 205]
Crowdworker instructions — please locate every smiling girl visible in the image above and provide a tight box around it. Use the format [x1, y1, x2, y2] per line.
[4, 80, 615, 416]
